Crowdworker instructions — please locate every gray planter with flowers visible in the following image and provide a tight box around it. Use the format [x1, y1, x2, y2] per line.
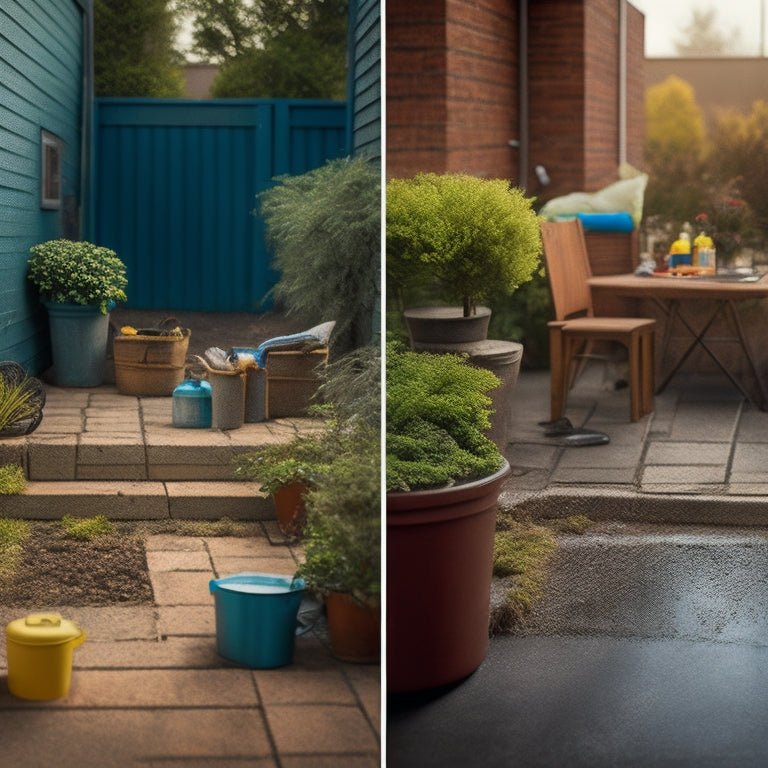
[27, 240, 127, 387]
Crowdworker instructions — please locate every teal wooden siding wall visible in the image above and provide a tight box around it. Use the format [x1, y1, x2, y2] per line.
[94, 99, 347, 312]
[349, 0, 381, 161]
[0, 0, 87, 373]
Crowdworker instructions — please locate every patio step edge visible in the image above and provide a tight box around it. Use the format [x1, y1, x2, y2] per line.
[0, 481, 273, 521]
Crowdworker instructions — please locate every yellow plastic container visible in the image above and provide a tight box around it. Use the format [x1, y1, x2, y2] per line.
[5, 613, 86, 700]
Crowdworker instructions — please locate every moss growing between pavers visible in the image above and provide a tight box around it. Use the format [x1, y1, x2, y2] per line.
[491, 514, 593, 634]
[0, 518, 31, 583]
[0, 465, 25, 494]
[60, 514, 116, 540]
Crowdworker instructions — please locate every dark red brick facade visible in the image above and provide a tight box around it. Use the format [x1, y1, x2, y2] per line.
[387, 0, 645, 202]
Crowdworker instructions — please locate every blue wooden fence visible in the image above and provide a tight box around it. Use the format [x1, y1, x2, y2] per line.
[93, 98, 348, 312]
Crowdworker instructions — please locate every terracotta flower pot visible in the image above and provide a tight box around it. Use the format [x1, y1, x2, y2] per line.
[325, 591, 380, 663]
[272, 482, 309, 537]
[386, 460, 510, 692]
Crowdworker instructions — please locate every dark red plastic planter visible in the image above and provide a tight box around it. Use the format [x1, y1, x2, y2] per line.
[386, 460, 511, 692]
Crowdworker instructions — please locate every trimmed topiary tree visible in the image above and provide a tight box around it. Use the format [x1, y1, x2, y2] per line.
[387, 173, 542, 317]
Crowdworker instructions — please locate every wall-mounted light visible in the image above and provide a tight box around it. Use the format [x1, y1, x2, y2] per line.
[535, 164, 550, 186]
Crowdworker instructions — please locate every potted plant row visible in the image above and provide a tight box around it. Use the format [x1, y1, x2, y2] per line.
[386, 341, 510, 692]
[386, 172, 541, 345]
[234, 346, 381, 663]
[27, 239, 127, 387]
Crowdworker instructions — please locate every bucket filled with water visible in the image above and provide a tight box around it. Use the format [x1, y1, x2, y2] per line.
[209, 572, 307, 668]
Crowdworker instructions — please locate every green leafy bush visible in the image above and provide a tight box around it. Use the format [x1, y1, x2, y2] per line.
[257, 155, 381, 356]
[297, 434, 380, 604]
[386, 342, 503, 492]
[28, 240, 127, 314]
[387, 173, 542, 317]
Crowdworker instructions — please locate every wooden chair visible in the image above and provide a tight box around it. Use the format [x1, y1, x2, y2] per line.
[540, 219, 655, 422]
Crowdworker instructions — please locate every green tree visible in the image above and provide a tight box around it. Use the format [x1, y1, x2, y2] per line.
[94, 0, 184, 96]
[644, 76, 708, 222]
[180, 0, 348, 98]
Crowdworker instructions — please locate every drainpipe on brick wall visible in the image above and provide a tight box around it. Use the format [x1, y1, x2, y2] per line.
[518, 0, 529, 190]
[618, 0, 627, 166]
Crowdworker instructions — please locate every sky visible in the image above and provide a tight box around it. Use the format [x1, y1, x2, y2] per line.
[630, 0, 767, 57]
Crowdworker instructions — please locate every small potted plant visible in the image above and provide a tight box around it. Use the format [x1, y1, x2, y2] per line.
[387, 172, 542, 345]
[296, 425, 380, 663]
[233, 431, 335, 537]
[386, 341, 510, 692]
[27, 239, 127, 387]
[0, 362, 45, 438]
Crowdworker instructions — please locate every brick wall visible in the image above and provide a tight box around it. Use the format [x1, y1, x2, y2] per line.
[444, 0, 518, 178]
[386, 0, 449, 175]
[387, 0, 645, 192]
[528, 1, 587, 197]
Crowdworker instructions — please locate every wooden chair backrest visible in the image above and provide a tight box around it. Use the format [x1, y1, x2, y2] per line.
[540, 219, 595, 321]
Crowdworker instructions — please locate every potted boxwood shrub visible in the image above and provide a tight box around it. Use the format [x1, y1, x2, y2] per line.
[27, 239, 127, 387]
[386, 172, 542, 345]
[386, 341, 510, 692]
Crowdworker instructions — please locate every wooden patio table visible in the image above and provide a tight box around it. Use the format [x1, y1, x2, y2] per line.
[587, 272, 768, 409]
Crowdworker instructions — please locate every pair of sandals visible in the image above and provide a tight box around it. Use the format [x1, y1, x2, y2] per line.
[538, 417, 610, 447]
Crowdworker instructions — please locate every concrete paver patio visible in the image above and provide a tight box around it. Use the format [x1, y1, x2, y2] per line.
[0, 531, 380, 767]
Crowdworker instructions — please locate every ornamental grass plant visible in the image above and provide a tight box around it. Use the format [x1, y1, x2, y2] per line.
[257, 155, 381, 356]
[28, 239, 127, 314]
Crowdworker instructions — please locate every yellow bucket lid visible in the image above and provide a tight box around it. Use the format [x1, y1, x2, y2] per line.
[6, 613, 85, 646]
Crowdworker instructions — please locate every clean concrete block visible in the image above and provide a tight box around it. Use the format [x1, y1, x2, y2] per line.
[157, 605, 216, 637]
[641, 464, 727, 485]
[254, 668, 358, 705]
[76, 464, 147, 480]
[150, 571, 214, 605]
[731, 443, 768, 474]
[644, 441, 731, 465]
[146, 550, 213, 572]
[265, 704, 379, 756]
[166, 482, 271, 519]
[27, 439, 77, 480]
[4, 481, 169, 519]
[149, 464, 236, 481]
[550, 467, 638, 485]
[67, 668, 260, 707]
[212, 556, 297, 576]
[0, 710, 272, 763]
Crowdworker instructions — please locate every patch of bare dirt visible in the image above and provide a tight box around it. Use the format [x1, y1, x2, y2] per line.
[0, 520, 264, 607]
[0, 524, 153, 607]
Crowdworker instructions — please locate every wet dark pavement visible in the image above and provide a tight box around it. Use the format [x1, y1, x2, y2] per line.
[388, 524, 768, 767]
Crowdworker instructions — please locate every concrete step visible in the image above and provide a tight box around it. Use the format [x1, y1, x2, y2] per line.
[0, 385, 321, 520]
[0, 481, 272, 520]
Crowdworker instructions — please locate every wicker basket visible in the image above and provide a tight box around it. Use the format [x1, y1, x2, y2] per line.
[266, 348, 328, 418]
[113, 331, 191, 397]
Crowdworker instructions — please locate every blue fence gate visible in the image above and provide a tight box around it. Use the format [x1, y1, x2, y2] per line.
[94, 98, 348, 312]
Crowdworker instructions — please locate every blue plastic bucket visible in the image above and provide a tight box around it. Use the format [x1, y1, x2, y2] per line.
[209, 573, 306, 668]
